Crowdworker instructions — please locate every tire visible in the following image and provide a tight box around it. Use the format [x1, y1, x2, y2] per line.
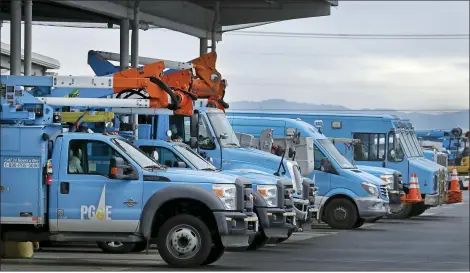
[323, 198, 359, 230]
[96, 241, 135, 254]
[131, 241, 148, 253]
[201, 242, 225, 266]
[246, 232, 268, 250]
[157, 214, 213, 267]
[353, 218, 366, 228]
[385, 203, 413, 219]
[410, 202, 427, 217]
[365, 216, 383, 223]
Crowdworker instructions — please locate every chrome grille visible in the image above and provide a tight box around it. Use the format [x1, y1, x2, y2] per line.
[380, 184, 389, 199]
[436, 154, 448, 167]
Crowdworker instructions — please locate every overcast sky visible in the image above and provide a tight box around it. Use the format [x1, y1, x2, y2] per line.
[1, 1, 469, 110]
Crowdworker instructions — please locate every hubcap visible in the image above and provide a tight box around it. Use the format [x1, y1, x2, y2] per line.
[166, 224, 201, 260]
[333, 206, 348, 221]
[106, 241, 124, 248]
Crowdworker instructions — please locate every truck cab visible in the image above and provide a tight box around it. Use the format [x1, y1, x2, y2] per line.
[135, 139, 303, 247]
[0, 82, 259, 267]
[226, 115, 390, 229]
[227, 111, 449, 218]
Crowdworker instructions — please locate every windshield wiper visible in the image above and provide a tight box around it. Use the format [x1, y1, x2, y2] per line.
[144, 164, 165, 170]
[201, 168, 216, 171]
[224, 143, 239, 147]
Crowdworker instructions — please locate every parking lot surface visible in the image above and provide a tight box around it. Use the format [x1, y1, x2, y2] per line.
[2, 191, 469, 271]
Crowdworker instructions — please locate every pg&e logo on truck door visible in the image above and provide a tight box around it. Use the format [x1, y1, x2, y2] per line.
[80, 184, 112, 221]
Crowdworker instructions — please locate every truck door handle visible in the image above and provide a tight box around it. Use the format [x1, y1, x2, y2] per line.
[60, 182, 69, 194]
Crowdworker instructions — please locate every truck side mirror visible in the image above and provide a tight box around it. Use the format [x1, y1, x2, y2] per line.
[174, 161, 187, 168]
[189, 137, 198, 149]
[190, 113, 199, 138]
[109, 156, 138, 180]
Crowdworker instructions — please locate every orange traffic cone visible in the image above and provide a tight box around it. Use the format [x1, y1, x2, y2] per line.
[405, 174, 423, 203]
[445, 168, 463, 204]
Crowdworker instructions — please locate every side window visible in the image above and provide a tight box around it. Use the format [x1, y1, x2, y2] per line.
[353, 133, 386, 161]
[314, 144, 327, 171]
[159, 148, 182, 167]
[68, 139, 121, 177]
[198, 117, 216, 150]
[184, 117, 191, 142]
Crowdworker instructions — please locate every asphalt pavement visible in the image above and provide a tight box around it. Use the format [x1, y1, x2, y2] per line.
[2, 191, 469, 271]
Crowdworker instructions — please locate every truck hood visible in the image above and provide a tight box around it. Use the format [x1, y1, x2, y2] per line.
[145, 168, 237, 184]
[408, 157, 446, 193]
[356, 165, 398, 176]
[222, 169, 282, 185]
[343, 168, 386, 186]
[222, 147, 290, 179]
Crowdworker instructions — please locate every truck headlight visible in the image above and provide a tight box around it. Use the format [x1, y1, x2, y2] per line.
[212, 184, 237, 210]
[257, 184, 278, 207]
[361, 182, 379, 196]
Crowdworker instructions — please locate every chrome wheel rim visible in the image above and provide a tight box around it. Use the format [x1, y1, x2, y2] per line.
[166, 224, 201, 260]
[106, 241, 124, 248]
[333, 206, 348, 221]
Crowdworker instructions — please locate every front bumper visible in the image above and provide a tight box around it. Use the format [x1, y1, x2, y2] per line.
[355, 197, 389, 219]
[292, 197, 311, 224]
[256, 207, 294, 238]
[213, 211, 259, 248]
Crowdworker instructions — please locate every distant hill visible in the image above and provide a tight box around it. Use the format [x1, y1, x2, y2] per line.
[228, 99, 469, 131]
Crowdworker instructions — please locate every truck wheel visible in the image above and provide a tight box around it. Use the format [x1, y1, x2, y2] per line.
[157, 214, 212, 267]
[96, 241, 135, 254]
[385, 203, 413, 219]
[246, 232, 268, 250]
[201, 242, 225, 266]
[131, 241, 148, 253]
[323, 198, 358, 230]
[410, 202, 427, 217]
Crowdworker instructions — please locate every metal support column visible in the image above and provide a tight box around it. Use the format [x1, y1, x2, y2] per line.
[199, 38, 208, 56]
[24, 0, 33, 76]
[10, 0, 22, 75]
[130, 0, 141, 139]
[119, 19, 130, 70]
[210, 1, 220, 53]
[130, 0, 140, 68]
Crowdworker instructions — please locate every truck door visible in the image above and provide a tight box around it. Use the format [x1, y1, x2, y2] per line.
[386, 130, 408, 181]
[57, 137, 143, 233]
[312, 144, 331, 204]
[197, 114, 223, 168]
[352, 133, 387, 169]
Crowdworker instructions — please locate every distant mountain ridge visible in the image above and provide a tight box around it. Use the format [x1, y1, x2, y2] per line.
[228, 99, 469, 130]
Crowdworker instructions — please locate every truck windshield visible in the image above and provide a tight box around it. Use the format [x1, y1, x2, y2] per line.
[398, 130, 419, 158]
[317, 139, 356, 169]
[408, 130, 424, 157]
[207, 113, 241, 148]
[112, 138, 163, 169]
[174, 145, 217, 171]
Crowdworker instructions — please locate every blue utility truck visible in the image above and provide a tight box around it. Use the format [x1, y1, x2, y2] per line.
[0, 77, 259, 267]
[134, 139, 306, 245]
[228, 111, 448, 219]
[225, 115, 391, 228]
